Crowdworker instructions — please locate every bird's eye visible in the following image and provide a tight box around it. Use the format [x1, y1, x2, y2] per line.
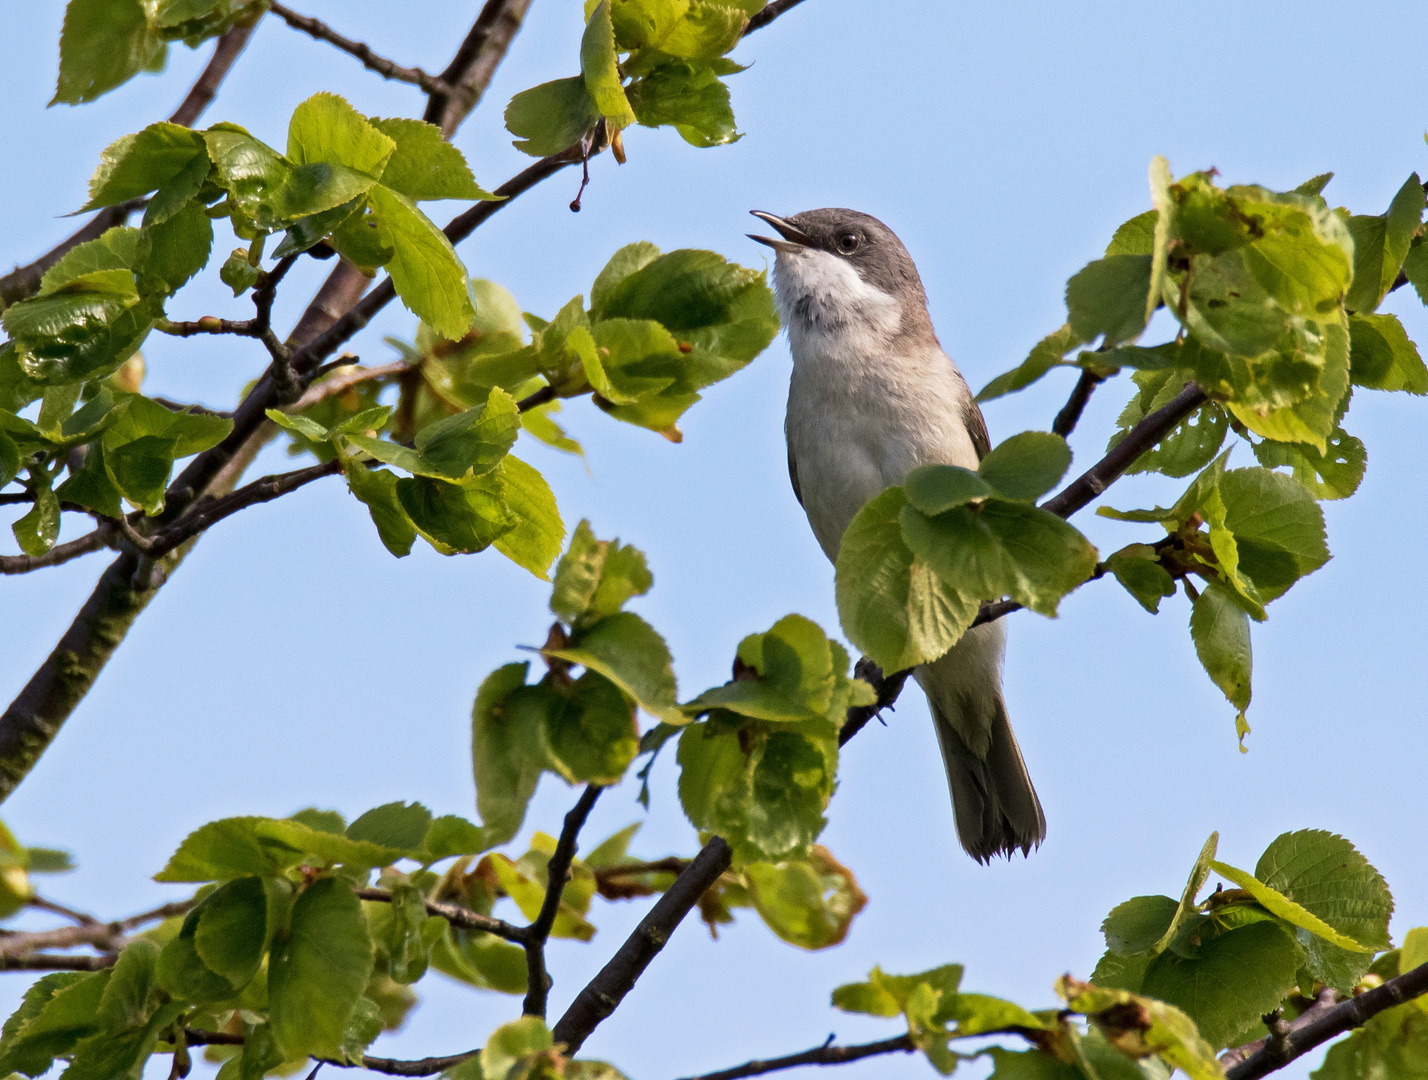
[836, 232, 861, 254]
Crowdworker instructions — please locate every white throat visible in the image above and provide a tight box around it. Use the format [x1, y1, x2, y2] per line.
[772, 248, 903, 364]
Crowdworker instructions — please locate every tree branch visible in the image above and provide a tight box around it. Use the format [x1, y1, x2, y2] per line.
[523, 784, 604, 1019]
[267, 3, 453, 97]
[0, 23, 255, 309]
[0, 953, 114, 972]
[1041, 383, 1207, 519]
[353, 888, 524, 943]
[675, 1034, 916, 1080]
[1224, 963, 1428, 1080]
[425, 0, 536, 137]
[1052, 369, 1106, 438]
[552, 836, 733, 1055]
[746, 0, 809, 33]
[0, 528, 115, 576]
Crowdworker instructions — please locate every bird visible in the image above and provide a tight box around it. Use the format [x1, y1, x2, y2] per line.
[748, 208, 1045, 863]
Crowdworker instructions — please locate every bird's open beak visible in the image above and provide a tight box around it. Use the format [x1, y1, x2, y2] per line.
[748, 211, 816, 253]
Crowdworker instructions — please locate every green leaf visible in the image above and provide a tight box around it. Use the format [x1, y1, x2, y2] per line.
[82, 124, 207, 211]
[107, 434, 178, 515]
[588, 319, 683, 403]
[1348, 312, 1428, 393]
[1106, 210, 1159, 257]
[677, 721, 752, 841]
[1252, 428, 1365, 500]
[1404, 236, 1428, 308]
[96, 939, 161, 1031]
[976, 324, 1085, 403]
[746, 732, 832, 859]
[630, 59, 740, 147]
[377, 880, 433, 985]
[1057, 976, 1223, 1080]
[978, 431, 1072, 501]
[343, 463, 417, 557]
[348, 802, 433, 853]
[1137, 921, 1301, 1050]
[546, 611, 679, 722]
[483, 1016, 554, 1080]
[396, 473, 516, 554]
[471, 663, 548, 846]
[4, 270, 155, 386]
[205, 125, 378, 229]
[611, 0, 747, 57]
[368, 117, 499, 201]
[903, 465, 995, 514]
[220, 248, 261, 296]
[546, 673, 640, 784]
[1154, 832, 1220, 956]
[415, 387, 521, 479]
[505, 77, 601, 157]
[743, 848, 866, 949]
[493, 456, 565, 579]
[582, 3, 638, 128]
[550, 521, 654, 627]
[12, 488, 61, 557]
[155, 816, 407, 881]
[193, 876, 271, 987]
[1215, 467, 1330, 602]
[136, 200, 214, 296]
[591, 242, 662, 319]
[1066, 255, 1153, 347]
[0, 971, 107, 1075]
[53, 0, 167, 105]
[1207, 859, 1373, 954]
[1189, 582, 1251, 741]
[1344, 174, 1425, 314]
[1111, 369, 1229, 480]
[1103, 895, 1181, 956]
[268, 878, 374, 1060]
[369, 184, 475, 340]
[422, 816, 489, 861]
[1256, 829, 1393, 993]
[684, 614, 852, 724]
[1105, 544, 1176, 614]
[287, 93, 396, 178]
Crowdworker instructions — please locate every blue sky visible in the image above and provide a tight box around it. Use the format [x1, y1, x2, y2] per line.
[2, 3, 1427, 1079]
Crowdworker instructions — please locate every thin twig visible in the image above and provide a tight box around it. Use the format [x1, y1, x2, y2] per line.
[26, 896, 98, 925]
[675, 1034, 916, 1080]
[425, 0, 535, 136]
[0, 954, 114, 972]
[1041, 383, 1208, 518]
[291, 361, 409, 413]
[1225, 964, 1428, 1080]
[185, 1029, 477, 1077]
[354, 888, 524, 943]
[1, 529, 114, 576]
[552, 837, 734, 1055]
[1052, 369, 1106, 438]
[746, 0, 809, 33]
[267, 3, 453, 96]
[0, 24, 254, 308]
[523, 784, 604, 1018]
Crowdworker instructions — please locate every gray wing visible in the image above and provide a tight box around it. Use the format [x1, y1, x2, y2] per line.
[787, 448, 803, 506]
[963, 397, 992, 461]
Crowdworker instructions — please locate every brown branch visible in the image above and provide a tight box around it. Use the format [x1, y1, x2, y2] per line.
[552, 836, 733, 1055]
[1, 529, 115, 576]
[1225, 963, 1428, 1080]
[523, 784, 604, 1018]
[1052, 369, 1106, 438]
[746, 0, 810, 33]
[185, 1029, 477, 1077]
[27, 896, 98, 925]
[145, 459, 342, 561]
[0, 953, 114, 972]
[267, 3, 452, 96]
[838, 661, 912, 746]
[353, 888, 524, 943]
[169, 22, 258, 126]
[0, 23, 254, 309]
[291, 361, 410, 412]
[1041, 383, 1208, 519]
[426, 0, 536, 137]
[675, 1034, 916, 1080]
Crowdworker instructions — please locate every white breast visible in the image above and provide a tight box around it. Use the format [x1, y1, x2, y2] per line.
[776, 248, 981, 561]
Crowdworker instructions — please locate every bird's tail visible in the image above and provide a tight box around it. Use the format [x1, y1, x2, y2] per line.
[913, 623, 1045, 862]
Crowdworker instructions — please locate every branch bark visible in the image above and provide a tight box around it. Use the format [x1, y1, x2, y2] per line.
[267, 3, 453, 96]
[1052, 369, 1106, 438]
[0, 529, 114, 576]
[551, 836, 733, 1055]
[353, 888, 524, 942]
[523, 784, 604, 1018]
[1224, 963, 1428, 1080]
[675, 1034, 916, 1080]
[0, 22, 256, 309]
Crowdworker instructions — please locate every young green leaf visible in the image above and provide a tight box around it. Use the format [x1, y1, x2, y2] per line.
[1065, 254, 1154, 347]
[471, 663, 550, 846]
[1348, 312, 1428, 393]
[287, 92, 397, 178]
[492, 456, 566, 579]
[545, 611, 679, 722]
[368, 117, 500, 201]
[742, 847, 866, 950]
[582, 3, 638, 128]
[368, 185, 476, 340]
[977, 431, 1072, 501]
[976, 324, 1086, 403]
[505, 77, 602, 157]
[1105, 545, 1176, 614]
[268, 878, 374, 1060]
[1189, 582, 1252, 743]
[53, 0, 167, 106]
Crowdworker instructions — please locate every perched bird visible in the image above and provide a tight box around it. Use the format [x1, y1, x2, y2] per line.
[749, 208, 1045, 862]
